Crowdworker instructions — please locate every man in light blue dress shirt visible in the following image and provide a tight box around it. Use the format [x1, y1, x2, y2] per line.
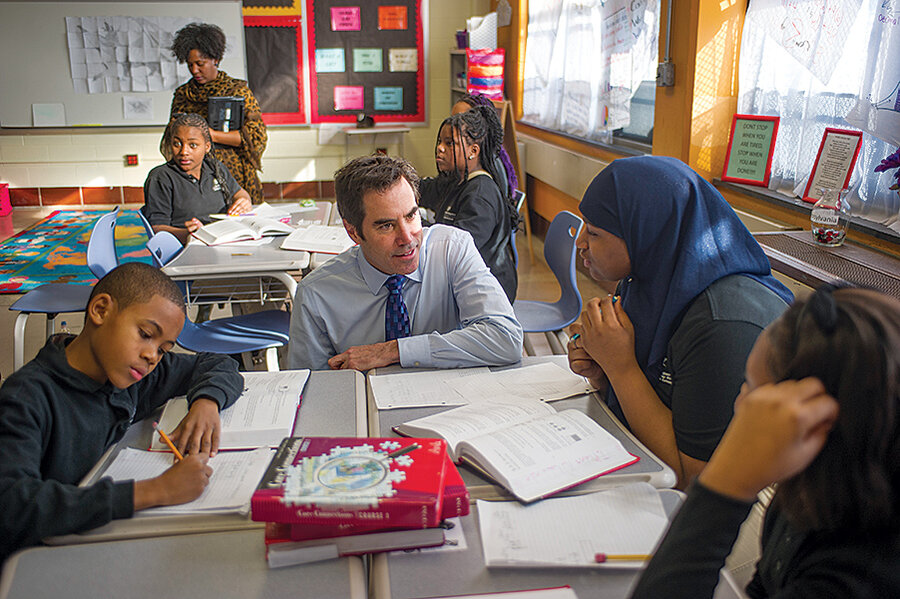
[288, 155, 523, 371]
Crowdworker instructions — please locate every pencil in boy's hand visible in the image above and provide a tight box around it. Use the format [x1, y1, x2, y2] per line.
[594, 553, 650, 563]
[153, 421, 184, 461]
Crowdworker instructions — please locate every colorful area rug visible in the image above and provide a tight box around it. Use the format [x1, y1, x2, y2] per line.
[0, 210, 152, 294]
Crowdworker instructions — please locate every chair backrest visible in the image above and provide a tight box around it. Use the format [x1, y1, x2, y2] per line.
[146, 231, 184, 268]
[86, 207, 120, 278]
[510, 189, 526, 267]
[136, 208, 156, 240]
[513, 189, 526, 213]
[544, 210, 583, 314]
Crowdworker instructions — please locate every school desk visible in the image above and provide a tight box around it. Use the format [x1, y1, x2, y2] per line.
[368, 356, 677, 500]
[44, 368, 366, 546]
[370, 490, 683, 599]
[160, 201, 335, 305]
[161, 235, 307, 304]
[0, 529, 366, 599]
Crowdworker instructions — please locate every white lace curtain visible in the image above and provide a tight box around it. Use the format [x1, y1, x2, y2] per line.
[522, 0, 659, 142]
[738, 0, 900, 230]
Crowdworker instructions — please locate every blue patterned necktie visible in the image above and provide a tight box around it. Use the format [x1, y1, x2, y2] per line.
[384, 274, 411, 341]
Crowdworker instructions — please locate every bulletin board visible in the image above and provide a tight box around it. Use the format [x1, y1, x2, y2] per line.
[305, 0, 425, 124]
[244, 16, 306, 124]
[0, 1, 245, 128]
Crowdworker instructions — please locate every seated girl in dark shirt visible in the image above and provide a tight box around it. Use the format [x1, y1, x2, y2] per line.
[142, 112, 251, 245]
[418, 106, 518, 301]
[632, 286, 900, 599]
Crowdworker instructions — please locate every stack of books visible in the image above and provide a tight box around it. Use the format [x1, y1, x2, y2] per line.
[251, 436, 469, 568]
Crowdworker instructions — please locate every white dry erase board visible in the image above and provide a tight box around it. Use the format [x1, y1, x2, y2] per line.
[0, 1, 246, 127]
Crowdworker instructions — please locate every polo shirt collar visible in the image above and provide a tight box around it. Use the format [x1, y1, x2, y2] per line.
[165, 156, 213, 184]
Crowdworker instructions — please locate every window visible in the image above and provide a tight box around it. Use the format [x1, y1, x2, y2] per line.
[521, 0, 660, 145]
[738, 0, 900, 231]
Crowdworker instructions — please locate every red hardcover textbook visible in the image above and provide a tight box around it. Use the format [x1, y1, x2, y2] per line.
[251, 437, 448, 530]
[286, 455, 469, 541]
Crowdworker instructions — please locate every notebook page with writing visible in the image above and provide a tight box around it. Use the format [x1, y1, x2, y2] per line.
[369, 367, 491, 409]
[448, 362, 593, 403]
[477, 483, 669, 568]
[151, 370, 309, 450]
[102, 447, 273, 515]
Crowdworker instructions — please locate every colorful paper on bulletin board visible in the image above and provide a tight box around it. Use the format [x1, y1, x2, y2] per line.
[244, 16, 306, 125]
[241, 0, 302, 16]
[378, 6, 408, 30]
[334, 86, 364, 111]
[306, 0, 425, 123]
[353, 48, 383, 72]
[316, 48, 345, 72]
[389, 48, 417, 72]
[331, 6, 361, 30]
[374, 87, 403, 110]
[466, 48, 505, 101]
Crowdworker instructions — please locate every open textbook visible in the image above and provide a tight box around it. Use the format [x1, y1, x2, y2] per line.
[151, 370, 310, 451]
[396, 400, 638, 502]
[280, 224, 355, 254]
[477, 482, 672, 568]
[192, 215, 294, 246]
[102, 447, 273, 515]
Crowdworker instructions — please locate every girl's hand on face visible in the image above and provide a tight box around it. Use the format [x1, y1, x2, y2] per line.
[700, 378, 838, 501]
[579, 295, 637, 377]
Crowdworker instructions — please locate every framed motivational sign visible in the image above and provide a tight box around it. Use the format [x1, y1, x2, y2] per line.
[801, 128, 863, 203]
[722, 115, 780, 186]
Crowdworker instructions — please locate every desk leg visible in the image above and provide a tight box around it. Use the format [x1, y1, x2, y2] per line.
[522, 195, 535, 265]
[14, 312, 30, 371]
[264, 347, 280, 372]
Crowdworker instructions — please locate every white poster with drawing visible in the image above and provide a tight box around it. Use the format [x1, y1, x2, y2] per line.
[66, 15, 197, 95]
[845, 0, 900, 145]
[747, 0, 861, 85]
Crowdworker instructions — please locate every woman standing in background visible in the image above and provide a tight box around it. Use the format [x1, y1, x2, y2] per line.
[165, 22, 267, 203]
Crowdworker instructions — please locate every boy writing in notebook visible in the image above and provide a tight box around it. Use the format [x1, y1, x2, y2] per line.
[0, 263, 243, 561]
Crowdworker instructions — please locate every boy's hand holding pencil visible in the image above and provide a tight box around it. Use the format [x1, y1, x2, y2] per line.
[133, 452, 213, 511]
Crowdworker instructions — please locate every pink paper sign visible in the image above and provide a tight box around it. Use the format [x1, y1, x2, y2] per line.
[331, 6, 361, 31]
[334, 86, 365, 111]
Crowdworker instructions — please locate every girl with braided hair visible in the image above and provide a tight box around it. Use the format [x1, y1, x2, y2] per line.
[419, 105, 518, 301]
[165, 22, 267, 204]
[633, 285, 900, 598]
[143, 112, 252, 245]
[451, 92, 519, 200]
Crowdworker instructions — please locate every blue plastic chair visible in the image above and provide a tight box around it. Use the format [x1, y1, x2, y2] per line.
[10, 208, 120, 371]
[146, 231, 290, 371]
[513, 210, 584, 335]
[136, 208, 156, 240]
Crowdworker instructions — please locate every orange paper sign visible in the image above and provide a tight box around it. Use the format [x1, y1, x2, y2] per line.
[378, 6, 408, 30]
